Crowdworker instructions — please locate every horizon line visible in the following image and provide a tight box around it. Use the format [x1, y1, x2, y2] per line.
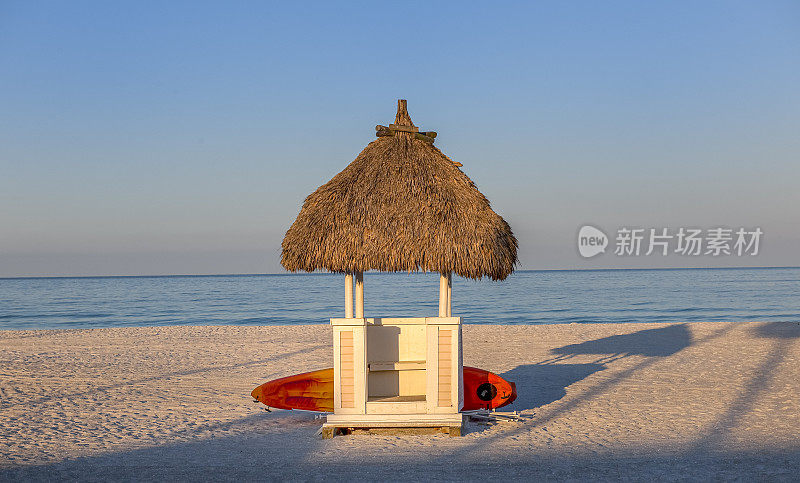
[1, 265, 798, 280]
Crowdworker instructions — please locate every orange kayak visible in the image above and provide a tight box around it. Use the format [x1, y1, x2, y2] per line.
[251, 366, 516, 412]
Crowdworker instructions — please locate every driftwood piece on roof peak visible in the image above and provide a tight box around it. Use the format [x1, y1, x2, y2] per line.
[376, 125, 436, 138]
[376, 124, 437, 144]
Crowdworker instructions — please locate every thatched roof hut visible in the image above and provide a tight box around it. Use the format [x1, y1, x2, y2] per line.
[281, 100, 517, 281]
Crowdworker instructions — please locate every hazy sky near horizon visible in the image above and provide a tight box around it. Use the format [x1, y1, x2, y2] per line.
[2, 1, 799, 277]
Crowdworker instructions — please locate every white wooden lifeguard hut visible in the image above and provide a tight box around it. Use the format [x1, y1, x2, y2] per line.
[280, 100, 517, 436]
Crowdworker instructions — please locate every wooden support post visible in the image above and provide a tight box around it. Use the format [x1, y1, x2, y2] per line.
[345, 273, 354, 318]
[439, 273, 448, 317]
[355, 271, 364, 318]
[446, 272, 452, 317]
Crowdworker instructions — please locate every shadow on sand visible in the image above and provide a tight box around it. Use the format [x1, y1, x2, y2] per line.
[755, 320, 800, 339]
[0, 411, 326, 481]
[548, 323, 692, 360]
[2, 412, 797, 481]
[687, 321, 800, 450]
[501, 324, 693, 412]
[501, 363, 606, 410]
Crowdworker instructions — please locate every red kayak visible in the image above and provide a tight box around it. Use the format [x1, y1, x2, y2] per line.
[251, 366, 516, 412]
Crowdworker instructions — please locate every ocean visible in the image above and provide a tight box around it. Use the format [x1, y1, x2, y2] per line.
[0, 268, 798, 330]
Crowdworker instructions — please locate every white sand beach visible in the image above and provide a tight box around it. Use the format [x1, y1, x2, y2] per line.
[2, 321, 799, 480]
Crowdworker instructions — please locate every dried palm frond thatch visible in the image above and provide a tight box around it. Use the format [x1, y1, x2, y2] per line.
[281, 100, 517, 280]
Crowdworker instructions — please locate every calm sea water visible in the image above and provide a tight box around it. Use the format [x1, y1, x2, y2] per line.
[0, 268, 798, 330]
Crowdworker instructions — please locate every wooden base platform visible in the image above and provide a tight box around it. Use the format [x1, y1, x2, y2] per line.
[321, 425, 462, 438]
[321, 413, 465, 439]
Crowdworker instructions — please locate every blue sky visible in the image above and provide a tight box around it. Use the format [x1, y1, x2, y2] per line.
[1, 1, 798, 276]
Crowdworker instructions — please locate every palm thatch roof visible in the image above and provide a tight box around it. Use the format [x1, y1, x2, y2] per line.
[281, 100, 517, 281]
